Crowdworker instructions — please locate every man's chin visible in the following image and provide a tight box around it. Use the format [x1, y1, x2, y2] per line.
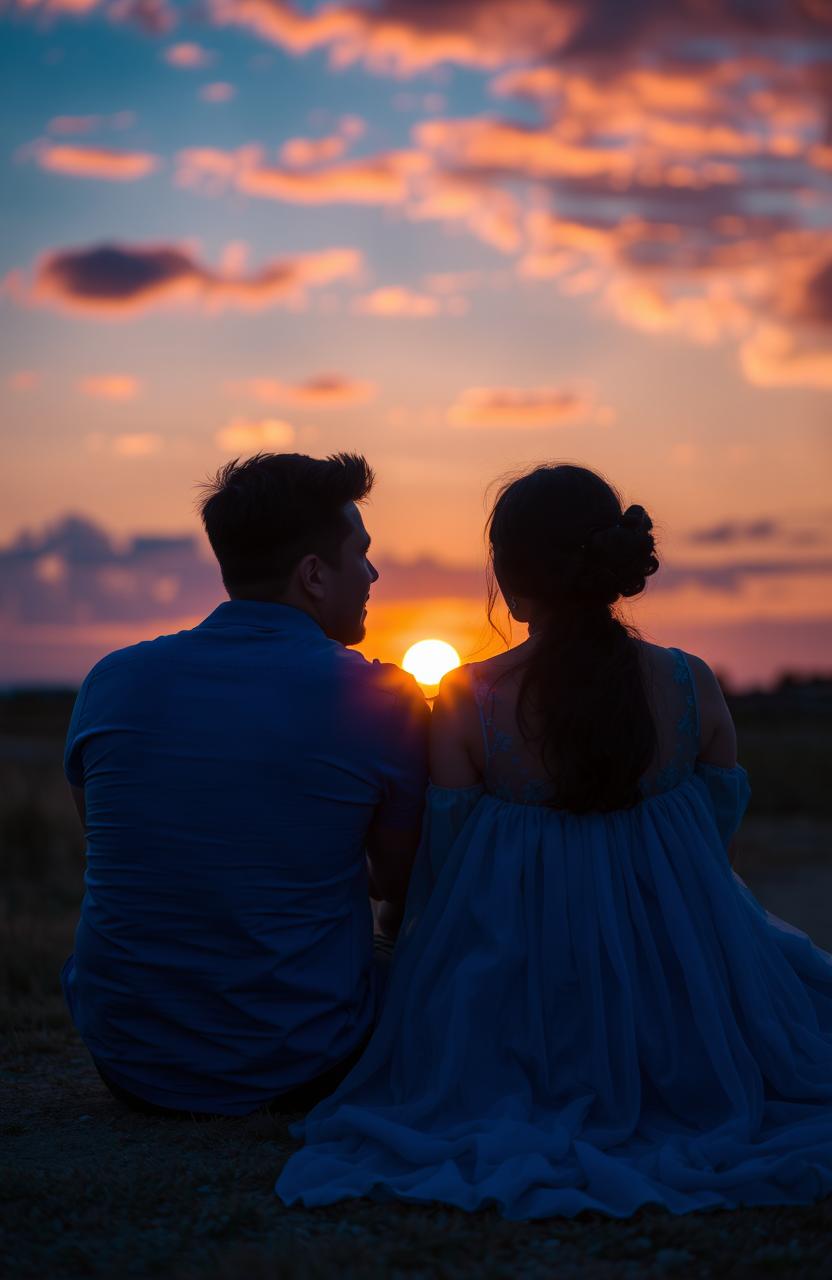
[333, 617, 366, 647]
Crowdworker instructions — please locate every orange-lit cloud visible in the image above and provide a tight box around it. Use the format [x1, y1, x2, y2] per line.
[447, 385, 592, 429]
[199, 81, 235, 102]
[85, 432, 163, 457]
[26, 241, 362, 315]
[740, 325, 832, 391]
[163, 42, 215, 68]
[236, 150, 424, 204]
[408, 170, 522, 253]
[78, 374, 141, 400]
[32, 142, 158, 181]
[353, 287, 439, 317]
[281, 134, 347, 167]
[113, 433, 162, 457]
[211, 0, 581, 74]
[227, 374, 376, 406]
[215, 417, 296, 450]
[416, 116, 634, 181]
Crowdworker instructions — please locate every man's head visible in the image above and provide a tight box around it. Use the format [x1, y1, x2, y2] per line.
[199, 452, 378, 646]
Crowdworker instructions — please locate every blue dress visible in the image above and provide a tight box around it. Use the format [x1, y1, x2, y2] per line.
[277, 649, 832, 1219]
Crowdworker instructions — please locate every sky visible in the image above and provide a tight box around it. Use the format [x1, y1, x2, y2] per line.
[1, 0, 831, 688]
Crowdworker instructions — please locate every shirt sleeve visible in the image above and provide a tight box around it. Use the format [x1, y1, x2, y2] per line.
[371, 665, 431, 830]
[63, 671, 96, 788]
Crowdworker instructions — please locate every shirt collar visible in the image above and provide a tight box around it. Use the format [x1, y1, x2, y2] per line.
[198, 599, 327, 636]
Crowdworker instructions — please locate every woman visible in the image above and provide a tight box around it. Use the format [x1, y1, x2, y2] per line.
[277, 464, 832, 1219]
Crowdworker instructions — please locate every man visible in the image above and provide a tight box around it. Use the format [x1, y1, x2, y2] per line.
[62, 452, 429, 1119]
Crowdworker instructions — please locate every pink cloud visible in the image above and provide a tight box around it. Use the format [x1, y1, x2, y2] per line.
[163, 42, 214, 68]
[32, 142, 158, 181]
[25, 241, 362, 316]
[77, 374, 141, 400]
[353, 287, 439, 317]
[447, 385, 593, 428]
[227, 374, 376, 406]
[199, 81, 236, 102]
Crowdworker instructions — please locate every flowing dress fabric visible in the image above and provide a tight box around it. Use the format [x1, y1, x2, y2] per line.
[276, 652, 832, 1220]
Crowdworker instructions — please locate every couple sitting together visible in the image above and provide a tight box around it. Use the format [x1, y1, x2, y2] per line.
[62, 451, 832, 1220]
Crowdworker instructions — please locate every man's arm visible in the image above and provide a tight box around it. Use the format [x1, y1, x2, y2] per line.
[70, 784, 86, 830]
[366, 820, 422, 903]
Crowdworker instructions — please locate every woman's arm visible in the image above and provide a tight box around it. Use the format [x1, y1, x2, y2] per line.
[429, 667, 482, 788]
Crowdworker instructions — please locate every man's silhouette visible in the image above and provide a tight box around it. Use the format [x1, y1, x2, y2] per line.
[62, 452, 429, 1118]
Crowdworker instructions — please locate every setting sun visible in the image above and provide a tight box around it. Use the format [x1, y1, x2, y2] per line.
[402, 639, 461, 689]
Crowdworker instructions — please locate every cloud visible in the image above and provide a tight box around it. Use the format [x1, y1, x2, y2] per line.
[0, 514, 220, 628]
[207, 0, 598, 75]
[47, 115, 100, 135]
[109, 0, 177, 34]
[174, 145, 262, 194]
[24, 241, 362, 316]
[84, 432, 162, 457]
[163, 42, 215, 68]
[447, 385, 593, 428]
[226, 374, 376, 406]
[739, 325, 832, 390]
[112, 433, 162, 457]
[353, 287, 440, 317]
[687, 519, 780, 545]
[210, 1, 832, 77]
[408, 170, 522, 253]
[199, 81, 236, 102]
[8, 371, 39, 392]
[236, 150, 425, 204]
[31, 142, 158, 181]
[215, 418, 296, 451]
[280, 134, 348, 167]
[77, 374, 141, 400]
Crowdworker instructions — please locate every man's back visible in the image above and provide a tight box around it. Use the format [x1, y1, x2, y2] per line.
[62, 600, 428, 1115]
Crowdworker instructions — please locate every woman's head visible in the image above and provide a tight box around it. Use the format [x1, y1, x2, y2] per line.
[487, 464, 658, 621]
[484, 463, 660, 813]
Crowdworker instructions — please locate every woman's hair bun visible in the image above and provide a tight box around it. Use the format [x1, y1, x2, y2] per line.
[582, 504, 659, 601]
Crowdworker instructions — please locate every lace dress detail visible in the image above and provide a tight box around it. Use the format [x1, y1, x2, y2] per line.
[472, 646, 700, 806]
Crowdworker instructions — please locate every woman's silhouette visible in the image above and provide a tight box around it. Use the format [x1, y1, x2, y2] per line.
[277, 464, 832, 1219]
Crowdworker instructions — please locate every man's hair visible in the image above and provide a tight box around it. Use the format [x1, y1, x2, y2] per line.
[198, 452, 375, 593]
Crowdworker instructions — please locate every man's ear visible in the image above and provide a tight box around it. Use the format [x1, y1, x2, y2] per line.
[296, 552, 326, 599]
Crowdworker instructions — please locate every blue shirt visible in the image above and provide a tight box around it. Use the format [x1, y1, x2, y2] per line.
[61, 600, 428, 1116]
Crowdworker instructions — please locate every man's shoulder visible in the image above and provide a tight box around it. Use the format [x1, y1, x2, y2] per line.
[79, 627, 197, 688]
[342, 649, 425, 700]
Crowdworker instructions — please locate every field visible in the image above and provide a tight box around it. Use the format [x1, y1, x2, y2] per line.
[2, 689, 831, 1279]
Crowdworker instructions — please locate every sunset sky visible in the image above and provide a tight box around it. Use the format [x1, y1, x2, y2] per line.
[2, 0, 831, 688]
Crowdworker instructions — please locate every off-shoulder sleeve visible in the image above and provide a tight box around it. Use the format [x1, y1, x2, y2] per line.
[400, 783, 485, 938]
[694, 762, 751, 850]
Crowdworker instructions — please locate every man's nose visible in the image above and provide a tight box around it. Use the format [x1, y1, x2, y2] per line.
[368, 560, 380, 583]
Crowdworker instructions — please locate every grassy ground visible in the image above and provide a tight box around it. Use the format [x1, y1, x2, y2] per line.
[2, 693, 831, 1278]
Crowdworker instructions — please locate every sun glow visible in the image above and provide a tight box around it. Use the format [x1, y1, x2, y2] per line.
[402, 638, 461, 689]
